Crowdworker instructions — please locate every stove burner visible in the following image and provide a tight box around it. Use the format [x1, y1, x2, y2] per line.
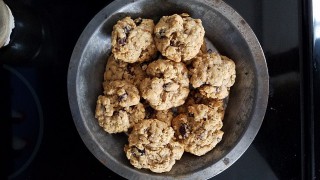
[3, 65, 44, 179]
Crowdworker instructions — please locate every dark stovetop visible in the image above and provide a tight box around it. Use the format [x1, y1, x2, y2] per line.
[0, 0, 318, 179]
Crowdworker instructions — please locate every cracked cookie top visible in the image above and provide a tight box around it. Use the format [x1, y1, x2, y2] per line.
[140, 59, 189, 110]
[189, 53, 236, 99]
[172, 104, 224, 156]
[104, 55, 146, 87]
[125, 119, 184, 173]
[154, 14, 205, 62]
[112, 17, 157, 63]
[103, 80, 140, 107]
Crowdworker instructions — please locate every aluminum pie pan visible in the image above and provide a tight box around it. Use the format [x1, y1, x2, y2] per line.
[67, 0, 269, 179]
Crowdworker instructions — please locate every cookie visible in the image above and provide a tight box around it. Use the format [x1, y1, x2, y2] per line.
[140, 59, 189, 110]
[154, 14, 205, 62]
[172, 104, 224, 156]
[189, 53, 236, 99]
[125, 119, 184, 173]
[95, 95, 116, 117]
[104, 55, 146, 86]
[128, 119, 174, 149]
[95, 97, 145, 133]
[111, 17, 157, 63]
[103, 80, 140, 107]
[95, 95, 130, 133]
[124, 140, 183, 173]
[178, 90, 225, 115]
[94, 80, 141, 133]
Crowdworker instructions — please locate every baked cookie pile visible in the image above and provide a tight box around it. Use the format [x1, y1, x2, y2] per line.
[95, 14, 236, 173]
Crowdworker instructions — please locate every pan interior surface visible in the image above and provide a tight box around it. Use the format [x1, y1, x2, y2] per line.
[68, 0, 269, 179]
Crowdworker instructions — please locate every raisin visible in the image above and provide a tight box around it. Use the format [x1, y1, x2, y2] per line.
[134, 18, 142, 26]
[146, 128, 152, 137]
[170, 40, 174, 46]
[154, 73, 164, 78]
[163, 83, 171, 90]
[171, 107, 178, 117]
[137, 148, 145, 155]
[113, 111, 119, 116]
[214, 86, 220, 92]
[118, 93, 128, 102]
[156, 29, 166, 38]
[188, 112, 194, 117]
[123, 25, 131, 34]
[132, 146, 145, 157]
[207, 49, 213, 53]
[179, 123, 188, 138]
[126, 64, 134, 75]
[118, 37, 127, 45]
[160, 29, 165, 34]
[170, 40, 180, 46]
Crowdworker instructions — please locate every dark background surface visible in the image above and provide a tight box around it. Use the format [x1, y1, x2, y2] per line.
[0, 0, 311, 179]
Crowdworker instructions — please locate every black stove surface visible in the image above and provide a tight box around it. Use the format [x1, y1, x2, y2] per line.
[0, 0, 317, 179]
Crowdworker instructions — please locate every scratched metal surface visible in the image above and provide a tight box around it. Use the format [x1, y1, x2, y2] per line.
[67, 0, 269, 179]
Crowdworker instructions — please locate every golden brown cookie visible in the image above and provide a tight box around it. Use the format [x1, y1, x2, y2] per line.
[140, 59, 189, 110]
[172, 104, 224, 156]
[124, 119, 184, 173]
[189, 53, 236, 99]
[154, 14, 205, 62]
[95, 97, 145, 133]
[104, 55, 146, 87]
[111, 17, 157, 63]
[94, 80, 142, 133]
[103, 80, 140, 107]
[178, 90, 225, 115]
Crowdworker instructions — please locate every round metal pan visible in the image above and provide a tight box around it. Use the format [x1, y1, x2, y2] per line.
[67, 0, 269, 179]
